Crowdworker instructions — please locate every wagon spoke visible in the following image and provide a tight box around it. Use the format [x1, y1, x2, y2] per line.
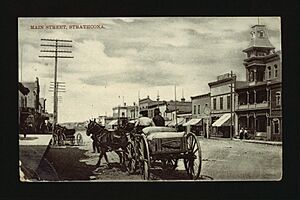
[193, 148, 199, 154]
[192, 139, 196, 150]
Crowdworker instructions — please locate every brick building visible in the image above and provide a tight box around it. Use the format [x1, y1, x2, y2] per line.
[235, 24, 282, 140]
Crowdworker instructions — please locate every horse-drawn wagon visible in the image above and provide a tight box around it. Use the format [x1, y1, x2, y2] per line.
[86, 120, 202, 180]
[125, 126, 202, 180]
[52, 124, 83, 146]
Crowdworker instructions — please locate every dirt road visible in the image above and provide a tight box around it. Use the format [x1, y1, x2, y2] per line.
[37, 130, 282, 181]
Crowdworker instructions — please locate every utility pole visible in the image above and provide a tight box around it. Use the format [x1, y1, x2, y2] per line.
[230, 70, 234, 140]
[39, 39, 73, 138]
[137, 90, 140, 118]
[174, 84, 178, 131]
[49, 81, 66, 122]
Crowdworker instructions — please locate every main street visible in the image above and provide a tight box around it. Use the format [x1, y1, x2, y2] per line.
[35, 130, 282, 181]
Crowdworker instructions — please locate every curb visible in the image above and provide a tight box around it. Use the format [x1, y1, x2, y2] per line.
[242, 140, 282, 146]
[198, 136, 282, 146]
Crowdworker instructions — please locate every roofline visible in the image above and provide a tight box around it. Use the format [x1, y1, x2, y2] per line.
[208, 77, 235, 87]
[243, 46, 275, 53]
[191, 92, 211, 99]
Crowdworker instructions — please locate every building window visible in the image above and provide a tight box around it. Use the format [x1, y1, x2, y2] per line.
[213, 98, 216, 110]
[273, 119, 280, 134]
[274, 65, 278, 78]
[220, 97, 223, 110]
[268, 66, 271, 79]
[249, 70, 254, 82]
[198, 105, 200, 114]
[258, 30, 264, 37]
[194, 105, 196, 114]
[275, 92, 281, 106]
[227, 96, 231, 109]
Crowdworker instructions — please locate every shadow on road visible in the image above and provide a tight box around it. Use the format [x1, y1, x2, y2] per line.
[39, 147, 97, 181]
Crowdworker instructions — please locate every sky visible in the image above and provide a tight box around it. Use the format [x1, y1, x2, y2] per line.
[18, 17, 281, 123]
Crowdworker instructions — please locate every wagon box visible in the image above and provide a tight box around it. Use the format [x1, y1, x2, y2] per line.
[147, 132, 187, 154]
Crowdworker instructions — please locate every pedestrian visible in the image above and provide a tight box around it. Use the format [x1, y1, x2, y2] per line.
[244, 128, 248, 139]
[239, 127, 244, 140]
[152, 108, 165, 126]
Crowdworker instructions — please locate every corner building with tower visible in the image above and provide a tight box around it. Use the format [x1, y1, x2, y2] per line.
[235, 24, 282, 141]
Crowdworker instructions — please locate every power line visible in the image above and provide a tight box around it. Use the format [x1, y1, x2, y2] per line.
[39, 38, 73, 136]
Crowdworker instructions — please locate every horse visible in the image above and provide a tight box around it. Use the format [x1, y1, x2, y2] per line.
[86, 119, 135, 167]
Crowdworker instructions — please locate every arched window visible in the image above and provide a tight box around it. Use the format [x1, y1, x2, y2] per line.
[274, 64, 278, 78]
[267, 66, 272, 79]
[249, 70, 254, 82]
[275, 92, 281, 106]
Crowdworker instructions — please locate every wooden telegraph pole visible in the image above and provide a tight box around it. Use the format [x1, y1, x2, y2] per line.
[39, 39, 73, 139]
[174, 84, 178, 131]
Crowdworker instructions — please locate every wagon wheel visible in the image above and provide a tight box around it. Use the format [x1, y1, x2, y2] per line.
[184, 133, 202, 180]
[70, 137, 75, 146]
[58, 133, 66, 146]
[52, 134, 58, 145]
[76, 133, 83, 146]
[139, 134, 150, 180]
[124, 141, 137, 174]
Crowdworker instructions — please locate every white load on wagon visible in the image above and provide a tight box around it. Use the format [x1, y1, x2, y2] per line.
[146, 132, 185, 141]
[142, 126, 176, 135]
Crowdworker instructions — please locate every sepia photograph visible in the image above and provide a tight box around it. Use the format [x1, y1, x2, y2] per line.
[18, 17, 282, 182]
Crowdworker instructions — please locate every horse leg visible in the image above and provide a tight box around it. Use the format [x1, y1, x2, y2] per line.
[96, 151, 104, 167]
[103, 151, 109, 164]
[92, 140, 97, 153]
[115, 150, 123, 166]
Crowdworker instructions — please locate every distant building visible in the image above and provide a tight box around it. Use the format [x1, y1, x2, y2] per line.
[139, 96, 153, 117]
[188, 93, 211, 136]
[127, 103, 139, 120]
[22, 77, 40, 110]
[139, 96, 192, 127]
[19, 77, 50, 133]
[235, 24, 282, 141]
[112, 105, 128, 118]
[208, 73, 236, 138]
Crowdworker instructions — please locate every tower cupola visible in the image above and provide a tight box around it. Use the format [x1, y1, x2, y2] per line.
[243, 24, 275, 58]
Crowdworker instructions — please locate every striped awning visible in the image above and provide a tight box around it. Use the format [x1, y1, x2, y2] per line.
[212, 113, 231, 127]
[108, 120, 118, 126]
[183, 118, 202, 126]
[167, 118, 185, 127]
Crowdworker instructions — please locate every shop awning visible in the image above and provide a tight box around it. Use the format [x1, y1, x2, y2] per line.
[108, 120, 118, 126]
[165, 121, 172, 126]
[183, 118, 203, 126]
[212, 113, 231, 127]
[167, 118, 185, 127]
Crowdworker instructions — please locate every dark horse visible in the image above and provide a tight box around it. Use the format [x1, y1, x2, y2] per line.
[86, 119, 135, 167]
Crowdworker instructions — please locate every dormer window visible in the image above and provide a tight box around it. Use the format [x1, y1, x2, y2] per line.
[258, 30, 264, 38]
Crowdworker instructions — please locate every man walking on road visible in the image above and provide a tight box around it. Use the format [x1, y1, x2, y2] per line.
[152, 108, 165, 126]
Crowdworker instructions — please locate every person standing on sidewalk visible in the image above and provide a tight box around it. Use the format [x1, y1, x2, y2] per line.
[239, 127, 244, 140]
[244, 129, 248, 139]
